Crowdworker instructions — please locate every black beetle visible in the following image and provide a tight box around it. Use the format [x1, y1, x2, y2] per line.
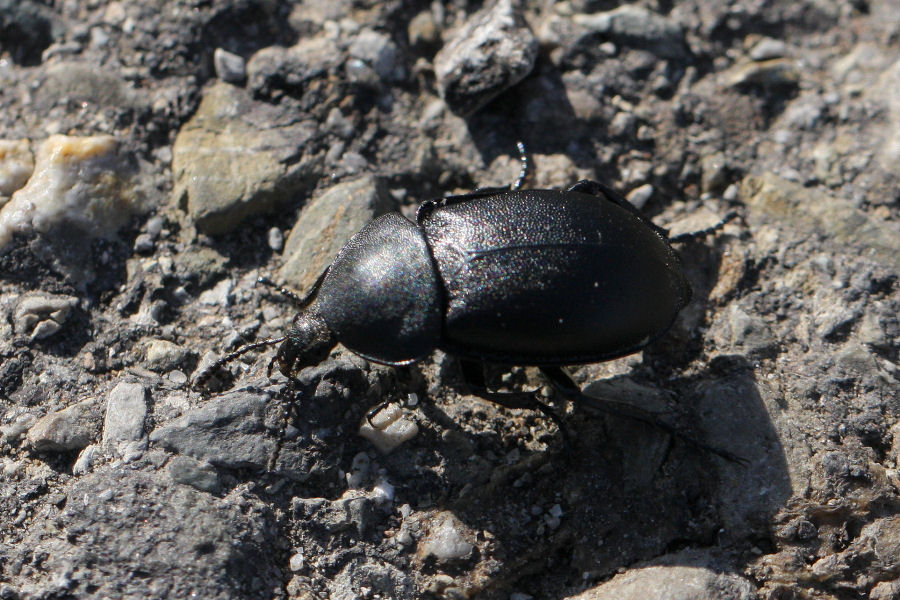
[196, 146, 738, 458]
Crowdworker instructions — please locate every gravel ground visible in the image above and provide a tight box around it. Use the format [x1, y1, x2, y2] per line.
[2, 1, 900, 599]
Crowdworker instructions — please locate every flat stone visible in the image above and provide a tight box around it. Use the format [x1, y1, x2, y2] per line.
[0, 134, 146, 250]
[742, 172, 900, 271]
[149, 388, 277, 470]
[564, 564, 756, 600]
[102, 380, 147, 455]
[13, 468, 278, 598]
[573, 5, 688, 59]
[27, 401, 96, 453]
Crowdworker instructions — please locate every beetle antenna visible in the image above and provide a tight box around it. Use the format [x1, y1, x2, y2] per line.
[669, 211, 739, 244]
[510, 141, 530, 191]
[193, 336, 288, 390]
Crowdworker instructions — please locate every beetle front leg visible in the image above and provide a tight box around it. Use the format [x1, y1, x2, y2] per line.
[459, 359, 570, 446]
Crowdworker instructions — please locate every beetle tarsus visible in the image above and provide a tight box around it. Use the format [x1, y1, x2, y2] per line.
[258, 271, 329, 309]
[364, 397, 406, 428]
[257, 276, 304, 305]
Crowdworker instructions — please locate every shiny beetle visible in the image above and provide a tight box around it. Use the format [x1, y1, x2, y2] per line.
[196, 147, 736, 457]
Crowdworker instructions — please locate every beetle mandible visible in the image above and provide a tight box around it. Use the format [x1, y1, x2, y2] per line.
[196, 145, 736, 456]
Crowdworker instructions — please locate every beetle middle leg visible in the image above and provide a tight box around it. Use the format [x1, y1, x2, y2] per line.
[416, 142, 533, 224]
[539, 366, 746, 464]
[458, 359, 569, 445]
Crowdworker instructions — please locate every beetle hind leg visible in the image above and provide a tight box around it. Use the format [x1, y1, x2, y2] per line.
[459, 359, 570, 446]
[539, 366, 747, 464]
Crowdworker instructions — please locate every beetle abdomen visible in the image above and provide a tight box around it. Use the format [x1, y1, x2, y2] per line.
[315, 212, 442, 365]
[422, 190, 690, 364]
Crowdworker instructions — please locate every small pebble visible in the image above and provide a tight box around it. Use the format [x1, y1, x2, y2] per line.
[214, 48, 246, 84]
[373, 478, 395, 503]
[346, 451, 371, 488]
[626, 184, 654, 209]
[289, 550, 305, 572]
[419, 512, 474, 563]
[267, 227, 284, 252]
[749, 38, 788, 61]
[72, 444, 99, 475]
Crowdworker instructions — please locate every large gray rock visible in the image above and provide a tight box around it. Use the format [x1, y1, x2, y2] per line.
[102, 380, 148, 456]
[149, 388, 278, 470]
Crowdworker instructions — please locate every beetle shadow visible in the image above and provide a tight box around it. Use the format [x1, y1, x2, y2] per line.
[435, 354, 791, 596]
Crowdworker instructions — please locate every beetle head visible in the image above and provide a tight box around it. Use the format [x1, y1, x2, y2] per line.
[272, 311, 336, 379]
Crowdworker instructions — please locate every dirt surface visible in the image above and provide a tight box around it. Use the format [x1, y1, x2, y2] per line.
[1, 1, 900, 599]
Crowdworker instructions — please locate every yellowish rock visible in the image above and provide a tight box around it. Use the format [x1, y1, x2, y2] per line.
[0, 134, 144, 249]
[0, 139, 33, 199]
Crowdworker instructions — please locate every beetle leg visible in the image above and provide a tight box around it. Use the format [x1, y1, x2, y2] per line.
[257, 276, 304, 305]
[364, 398, 408, 428]
[668, 211, 739, 244]
[459, 359, 570, 446]
[510, 140, 530, 191]
[365, 399, 391, 427]
[539, 366, 747, 465]
[364, 367, 417, 428]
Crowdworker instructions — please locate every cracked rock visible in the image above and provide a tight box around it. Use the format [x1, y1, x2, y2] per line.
[26, 400, 97, 453]
[102, 380, 148, 456]
[434, 0, 538, 116]
[13, 292, 78, 340]
[149, 388, 278, 470]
